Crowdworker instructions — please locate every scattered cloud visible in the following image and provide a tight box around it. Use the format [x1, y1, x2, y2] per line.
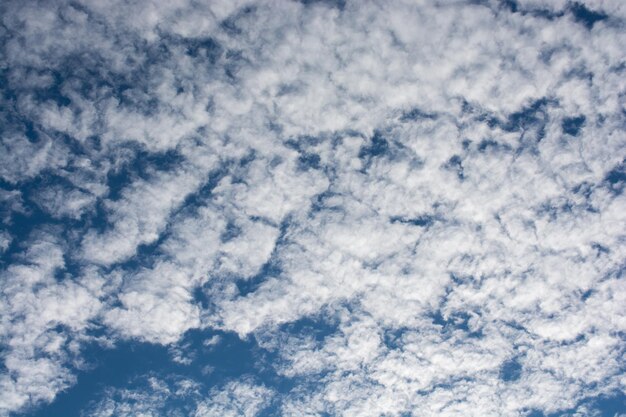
[1, 0, 624, 416]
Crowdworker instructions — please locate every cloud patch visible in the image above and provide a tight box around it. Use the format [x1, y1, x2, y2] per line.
[1, 0, 625, 416]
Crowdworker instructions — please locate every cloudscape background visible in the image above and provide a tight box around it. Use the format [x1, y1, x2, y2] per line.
[1, 0, 625, 416]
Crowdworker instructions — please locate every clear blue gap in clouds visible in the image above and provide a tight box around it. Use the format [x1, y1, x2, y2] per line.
[498, 0, 608, 29]
[26, 329, 281, 417]
[24, 312, 344, 416]
[540, 392, 626, 417]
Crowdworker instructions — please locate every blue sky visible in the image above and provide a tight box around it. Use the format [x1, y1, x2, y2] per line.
[1, 0, 625, 416]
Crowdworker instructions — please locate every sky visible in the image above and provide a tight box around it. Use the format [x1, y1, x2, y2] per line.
[0, 0, 625, 416]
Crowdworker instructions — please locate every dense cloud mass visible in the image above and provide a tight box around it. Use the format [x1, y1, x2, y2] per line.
[1, 0, 625, 416]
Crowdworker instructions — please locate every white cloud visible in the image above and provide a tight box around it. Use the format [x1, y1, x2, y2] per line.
[80, 165, 210, 266]
[85, 375, 271, 417]
[85, 376, 200, 417]
[0, 0, 624, 415]
[0, 231, 11, 253]
[194, 380, 274, 417]
[0, 235, 104, 416]
[103, 261, 201, 344]
[33, 186, 96, 219]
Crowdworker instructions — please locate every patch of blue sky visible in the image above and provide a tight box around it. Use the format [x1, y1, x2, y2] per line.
[542, 392, 626, 417]
[299, 0, 346, 10]
[496, 0, 608, 29]
[390, 214, 436, 227]
[399, 107, 437, 122]
[562, 115, 586, 136]
[0, 180, 80, 263]
[26, 312, 344, 416]
[569, 2, 609, 29]
[499, 358, 523, 382]
[604, 160, 626, 195]
[444, 155, 465, 180]
[27, 329, 283, 417]
[431, 310, 484, 339]
[235, 258, 282, 297]
[105, 146, 185, 200]
[358, 130, 389, 159]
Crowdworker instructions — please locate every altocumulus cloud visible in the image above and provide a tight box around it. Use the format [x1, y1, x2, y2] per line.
[0, 0, 625, 416]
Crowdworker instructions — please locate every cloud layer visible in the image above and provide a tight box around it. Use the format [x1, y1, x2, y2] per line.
[1, 0, 625, 416]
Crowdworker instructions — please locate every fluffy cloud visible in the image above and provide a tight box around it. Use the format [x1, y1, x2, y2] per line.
[0, 0, 624, 415]
[194, 380, 274, 417]
[0, 235, 105, 415]
[84, 375, 273, 417]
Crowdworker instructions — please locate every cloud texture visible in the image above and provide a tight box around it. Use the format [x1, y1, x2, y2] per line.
[0, 0, 625, 416]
